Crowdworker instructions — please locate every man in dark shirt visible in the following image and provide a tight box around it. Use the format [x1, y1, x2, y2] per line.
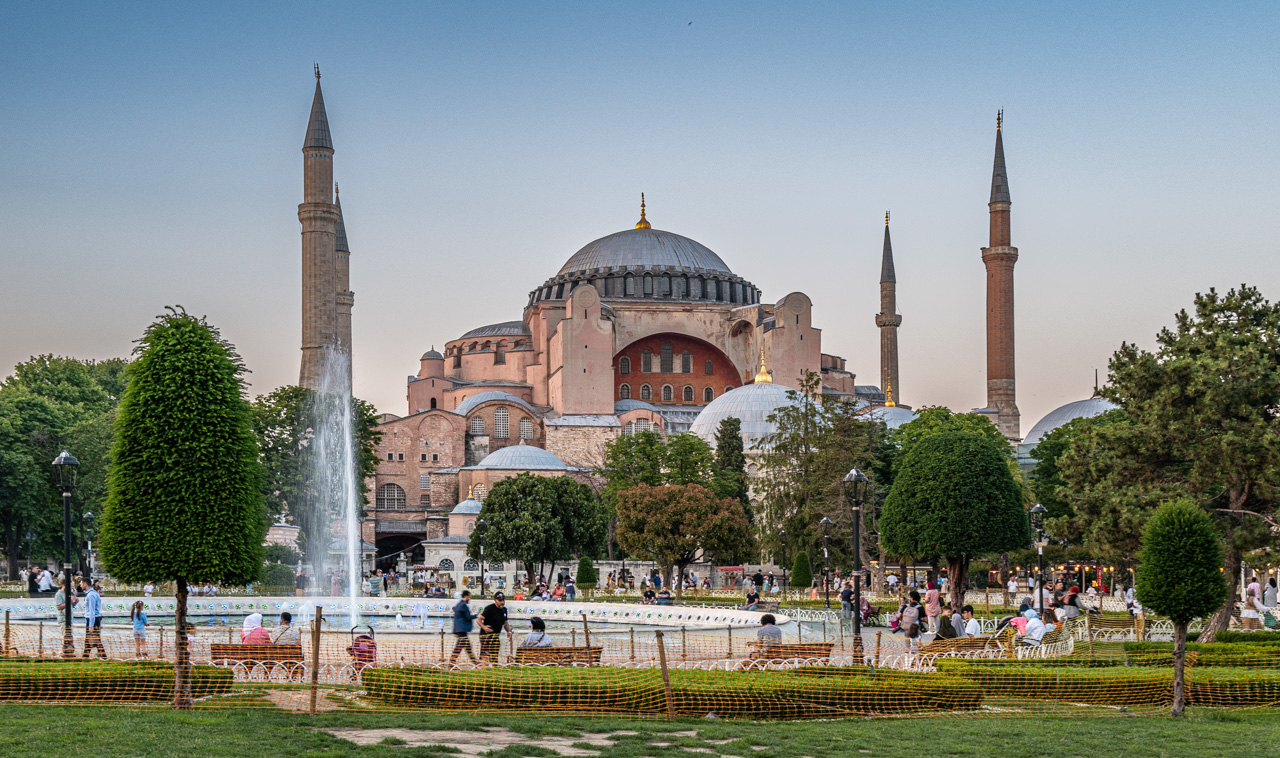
[295, 569, 310, 597]
[641, 588, 656, 605]
[478, 592, 511, 663]
[752, 571, 764, 591]
[745, 588, 760, 610]
[840, 582, 855, 622]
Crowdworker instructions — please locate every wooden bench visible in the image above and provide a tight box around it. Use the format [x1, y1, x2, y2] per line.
[512, 646, 603, 666]
[746, 641, 835, 661]
[756, 600, 780, 613]
[210, 643, 305, 679]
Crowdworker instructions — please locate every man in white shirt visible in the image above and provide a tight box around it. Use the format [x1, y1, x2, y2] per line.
[1006, 577, 1018, 595]
[961, 605, 982, 637]
[38, 570, 55, 593]
[886, 574, 899, 591]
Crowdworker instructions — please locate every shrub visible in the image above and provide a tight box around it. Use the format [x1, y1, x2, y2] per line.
[0, 659, 233, 702]
[576, 556, 598, 588]
[1185, 667, 1280, 707]
[934, 661, 1171, 706]
[1123, 641, 1280, 668]
[791, 552, 813, 589]
[262, 562, 296, 587]
[1213, 630, 1280, 645]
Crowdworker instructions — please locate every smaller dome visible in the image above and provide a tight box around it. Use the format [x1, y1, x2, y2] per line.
[421, 348, 443, 360]
[470, 443, 568, 470]
[454, 390, 539, 418]
[451, 497, 483, 515]
[615, 399, 662, 414]
[1024, 396, 1119, 447]
[459, 320, 531, 340]
[864, 405, 919, 429]
[689, 382, 801, 448]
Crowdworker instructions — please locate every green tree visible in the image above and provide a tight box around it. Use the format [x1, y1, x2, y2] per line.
[662, 433, 715, 487]
[264, 543, 302, 566]
[1136, 500, 1227, 716]
[98, 309, 266, 708]
[250, 385, 381, 564]
[711, 417, 749, 508]
[468, 474, 606, 583]
[615, 483, 752, 602]
[790, 551, 813, 589]
[880, 431, 1031, 608]
[1058, 286, 1280, 641]
[576, 555, 598, 590]
[595, 430, 666, 560]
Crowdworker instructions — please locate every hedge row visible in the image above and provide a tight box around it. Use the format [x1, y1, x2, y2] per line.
[0, 658, 233, 702]
[1123, 641, 1280, 668]
[1213, 630, 1280, 645]
[361, 665, 982, 716]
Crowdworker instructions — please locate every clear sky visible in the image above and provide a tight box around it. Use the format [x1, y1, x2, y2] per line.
[3, 3, 1278, 433]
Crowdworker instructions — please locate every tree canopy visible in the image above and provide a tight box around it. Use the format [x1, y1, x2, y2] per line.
[711, 416, 750, 507]
[880, 431, 1030, 606]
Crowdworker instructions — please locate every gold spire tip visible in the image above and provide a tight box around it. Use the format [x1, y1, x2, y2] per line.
[753, 345, 772, 383]
[997, 109, 1002, 131]
[314, 63, 321, 80]
[885, 210, 890, 226]
[635, 192, 651, 229]
[885, 377, 896, 407]
[335, 182, 339, 196]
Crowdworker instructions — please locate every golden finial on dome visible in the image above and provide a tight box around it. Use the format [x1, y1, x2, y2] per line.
[467, 485, 474, 499]
[885, 377, 896, 407]
[753, 345, 772, 384]
[314, 63, 321, 81]
[635, 193, 651, 229]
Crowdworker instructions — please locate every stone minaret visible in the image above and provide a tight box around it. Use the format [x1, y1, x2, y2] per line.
[875, 211, 902, 405]
[982, 111, 1020, 441]
[299, 66, 341, 389]
[334, 184, 355, 378]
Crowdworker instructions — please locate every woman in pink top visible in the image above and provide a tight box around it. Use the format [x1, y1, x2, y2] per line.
[924, 582, 941, 633]
[240, 613, 271, 644]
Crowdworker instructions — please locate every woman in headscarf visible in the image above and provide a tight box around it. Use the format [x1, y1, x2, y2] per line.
[241, 612, 271, 644]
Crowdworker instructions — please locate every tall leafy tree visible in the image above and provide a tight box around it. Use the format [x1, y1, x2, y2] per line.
[98, 309, 265, 708]
[711, 417, 749, 508]
[1136, 500, 1227, 716]
[1058, 286, 1280, 641]
[595, 430, 665, 560]
[880, 431, 1031, 608]
[615, 482, 752, 601]
[662, 433, 715, 487]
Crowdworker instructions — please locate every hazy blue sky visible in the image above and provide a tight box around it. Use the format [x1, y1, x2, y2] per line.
[4, 3, 1278, 433]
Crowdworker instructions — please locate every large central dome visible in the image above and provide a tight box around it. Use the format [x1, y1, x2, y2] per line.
[558, 228, 733, 276]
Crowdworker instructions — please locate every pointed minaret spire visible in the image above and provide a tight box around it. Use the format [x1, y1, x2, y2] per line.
[982, 111, 1020, 441]
[635, 192, 651, 229]
[334, 183, 349, 253]
[304, 67, 333, 150]
[876, 212, 902, 406]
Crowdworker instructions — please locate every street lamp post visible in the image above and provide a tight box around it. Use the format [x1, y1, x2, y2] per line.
[476, 518, 488, 599]
[52, 451, 79, 658]
[80, 511, 94, 578]
[778, 529, 788, 595]
[841, 468, 869, 642]
[819, 517, 833, 609]
[1030, 503, 1047, 615]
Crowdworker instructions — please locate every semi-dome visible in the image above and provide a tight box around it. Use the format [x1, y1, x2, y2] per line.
[688, 382, 801, 448]
[558, 228, 733, 276]
[1023, 396, 1118, 447]
[468, 443, 568, 470]
[453, 390, 539, 418]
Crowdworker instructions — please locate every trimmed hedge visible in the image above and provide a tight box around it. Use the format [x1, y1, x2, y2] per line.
[1213, 630, 1280, 645]
[0, 658, 233, 702]
[934, 661, 1171, 706]
[1123, 641, 1280, 668]
[361, 665, 982, 717]
[1184, 667, 1280, 707]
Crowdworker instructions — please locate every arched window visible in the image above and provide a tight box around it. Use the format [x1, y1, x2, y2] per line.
[464, 559, 479, 572]
[681, 351, 692, 374]
[439, 558, 455, 571]
[643, 275, 653, 296]
[619, 356, 631, 374]
[704, 359, 714, 375]
[725, 385, 735, 393]
[493, 407, 509, 438]
[682, 385, 694, 402]
[625, 275, 635, 296]
[641, 350, 653, 373]
[619, 383, 631, 400]
[691, 278, 702, 299]
[429, 398, 437, 409]
[635, 419, 651, 433]
[488, 562, 504, 571]
[703, 387, 714, 402]
[519, 417, 534, 439]
[469, 416, 485, 435]
[376, 484, 406, 510]
[660, 343, 673, 373]
[661, 384, 673, 402]
[640, 384, 652, 401]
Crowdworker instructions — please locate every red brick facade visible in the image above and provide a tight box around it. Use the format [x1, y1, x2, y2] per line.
[614, 333, 740, 405]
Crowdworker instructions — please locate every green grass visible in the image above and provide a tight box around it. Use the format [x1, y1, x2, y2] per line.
[0, 703, 1279, 757]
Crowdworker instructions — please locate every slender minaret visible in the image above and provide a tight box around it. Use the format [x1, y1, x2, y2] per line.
[875, 211, 902, 405]
[334, 183, 355, 383]
[982, 111, 1020, 441]
[299, 65, 341, 389]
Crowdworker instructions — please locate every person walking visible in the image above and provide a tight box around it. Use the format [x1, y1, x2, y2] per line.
[478, 592, 511, 664]
[295, 569, 310, 597]
[330, 571, 343, 597]
[839, 581, 854, 626]
[900, 590, 924, 654]
[449, 590, 480, 667]
[924, 582, 941, 634]
[131, 601, 149, 659]
[81, 578, 106, 658]
[1265, 578, 1278, 609]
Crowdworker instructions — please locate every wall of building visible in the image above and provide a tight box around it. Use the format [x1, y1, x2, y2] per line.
[613, 333, 740, 404]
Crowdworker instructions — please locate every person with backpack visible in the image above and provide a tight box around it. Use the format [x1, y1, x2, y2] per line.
[899, 590, 924, 653]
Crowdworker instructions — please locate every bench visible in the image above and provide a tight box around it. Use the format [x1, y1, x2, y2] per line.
[746, 641, 835, 661]
[512, 646, 603, 666]
[920, 635, 998, 654]
[755, 600, 780, 613]
[210, 643, 305, 679]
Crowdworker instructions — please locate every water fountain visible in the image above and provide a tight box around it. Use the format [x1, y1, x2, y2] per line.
[309, 345, 362, 625]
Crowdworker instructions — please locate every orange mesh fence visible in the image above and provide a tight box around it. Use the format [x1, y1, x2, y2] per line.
[1, 610, 1278, 716]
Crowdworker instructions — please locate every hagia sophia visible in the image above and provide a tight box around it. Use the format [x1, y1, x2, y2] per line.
[293, 73, 1115, 574]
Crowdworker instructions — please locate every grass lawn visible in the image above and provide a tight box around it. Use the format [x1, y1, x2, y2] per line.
[0, 703, 1277, 758]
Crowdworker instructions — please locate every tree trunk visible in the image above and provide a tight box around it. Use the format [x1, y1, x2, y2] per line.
[4, 525, 18, 581]
[1172, 621, 1187, 716]
[173, 578, 192, 709]
[946, 556, 969, 610]
[674, 563, 686, 603]
[1198, 538, 1241, 644]
[998, 552, 1010, 589]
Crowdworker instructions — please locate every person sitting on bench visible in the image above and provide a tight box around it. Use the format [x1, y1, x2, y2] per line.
[240, 613, 270, 644]
[519, 616, 552, 648]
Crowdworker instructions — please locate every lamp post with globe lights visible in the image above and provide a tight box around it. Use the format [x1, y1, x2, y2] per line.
[778, 529, 788, 595]
[52, 450, 79, 657]
[476, 518, 488, 599]
[840, 468, 870, 638]
[819, 517, 833, 609]
[1030, 503, 1048, 614]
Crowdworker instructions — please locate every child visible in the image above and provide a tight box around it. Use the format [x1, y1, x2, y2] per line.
[131, 601, 149, 659]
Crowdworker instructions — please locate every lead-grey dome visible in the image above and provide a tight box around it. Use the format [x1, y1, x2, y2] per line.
[1023, 396, 1118, 447]
[467, 444, 568, 470]
[688, 382, 801, 449]
[459, 320, 531, 340]
[558, 228, 732, 276]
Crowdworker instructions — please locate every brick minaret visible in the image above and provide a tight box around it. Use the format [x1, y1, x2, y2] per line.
[875, 211, 902, 404]
[982, 111, 1020, 441]
[299, 66, 341, 389]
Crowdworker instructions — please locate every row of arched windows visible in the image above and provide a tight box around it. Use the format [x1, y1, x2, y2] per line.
[533, 274, 760, 305]
[618, 346, 713, 375]
[468, 409, 535, 439]
[619, 383, 719, 403]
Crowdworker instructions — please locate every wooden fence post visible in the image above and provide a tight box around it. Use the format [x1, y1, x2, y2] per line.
[309, 606, 323, 716]
[874, 630, 883, 667]
[1086, 613, 1095, 656]
[726, 625, 733, 659]
[3, 610, 9, 656]
[629, 627, 636, 662]
[38, 622, 44, 658]
[681, 626, 687, 662]
[654, 631, 675, 719]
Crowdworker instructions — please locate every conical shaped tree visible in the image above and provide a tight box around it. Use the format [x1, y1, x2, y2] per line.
[98, 308, 265, 708]
[791, 551, 814, 589]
